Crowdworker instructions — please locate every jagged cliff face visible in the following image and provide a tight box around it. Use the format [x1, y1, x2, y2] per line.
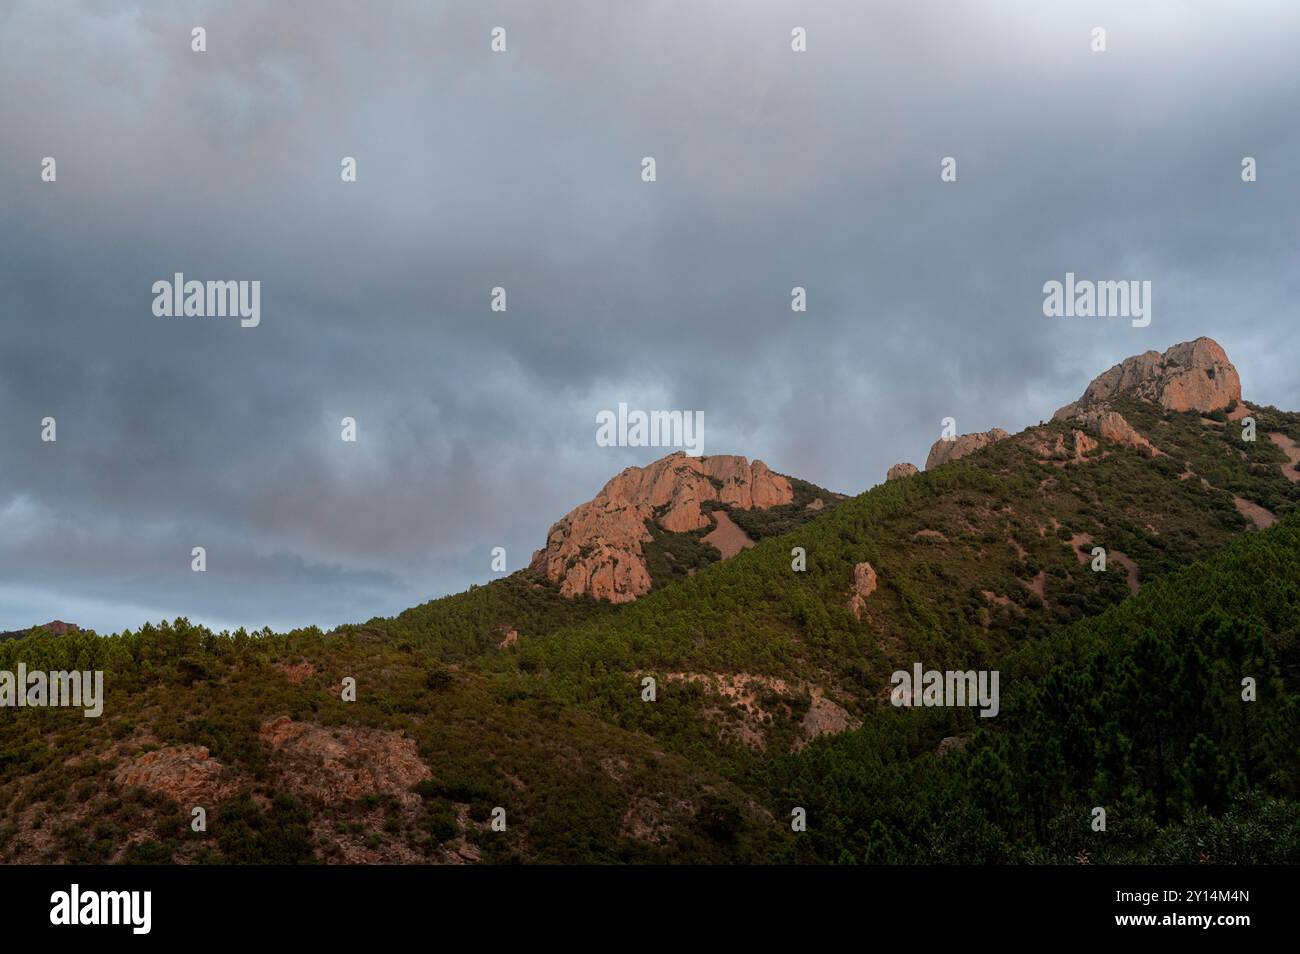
[1054, 336, 1241, 420]
[1050, 337, 1242, 456]
[530, 452, 795, 603]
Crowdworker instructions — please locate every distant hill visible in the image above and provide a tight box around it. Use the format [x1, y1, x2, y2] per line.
[0, 620, 79, 642]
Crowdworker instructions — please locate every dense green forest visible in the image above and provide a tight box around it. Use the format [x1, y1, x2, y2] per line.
[772, 517, 1300, 863]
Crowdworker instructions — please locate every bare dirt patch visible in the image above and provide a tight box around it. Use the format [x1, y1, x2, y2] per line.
[1233, 496, 1278, 530]
[1268, 432, 1300, 482]
[1023, 570, 1047, 600]
[1110, 551, 1141, 595]
[703, 510, 755, 559]
[1067, 532, 1138, 593]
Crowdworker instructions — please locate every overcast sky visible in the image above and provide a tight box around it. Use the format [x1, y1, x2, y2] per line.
[2, 0, 1297, 634]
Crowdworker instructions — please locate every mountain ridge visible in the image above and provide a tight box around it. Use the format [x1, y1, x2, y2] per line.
[3, 336, 1298, 865]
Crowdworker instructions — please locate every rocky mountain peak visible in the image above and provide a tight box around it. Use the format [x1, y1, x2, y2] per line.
[530, 452, 795, 603]
[1054, 337, 1241, 420]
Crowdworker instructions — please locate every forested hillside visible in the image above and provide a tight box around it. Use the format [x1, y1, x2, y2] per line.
[2, 401, 1298, 864]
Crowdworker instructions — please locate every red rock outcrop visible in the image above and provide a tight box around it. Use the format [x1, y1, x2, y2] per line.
[886, 462, 919, 481]
[1032, 429, 1099, 463]
[847, 561, 877, 619]
[530, 452, 794, 602]
[1077, 409, 1161, 457]
[1054, 337, 1240, 419]
[113, 744, 237, 806]
[259, 716, 431, 805]
[925, 428, 1010, 470]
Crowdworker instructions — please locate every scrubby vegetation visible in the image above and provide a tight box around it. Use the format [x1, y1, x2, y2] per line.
[2, 408, 1297, 864]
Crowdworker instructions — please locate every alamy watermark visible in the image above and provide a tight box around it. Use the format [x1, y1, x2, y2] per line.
[50, 884, 150, 934]
[890, 663, 999, 718]
[595, 402, 704, 456]
[0, 665, 104, 717]
[1043, 272, 1150, 328]
[152, 273, 260, 328]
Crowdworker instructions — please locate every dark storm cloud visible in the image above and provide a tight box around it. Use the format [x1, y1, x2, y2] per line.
[1, 0, 1297, 632]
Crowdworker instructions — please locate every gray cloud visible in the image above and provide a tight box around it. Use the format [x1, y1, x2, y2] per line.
[1, 0, 1297, 632]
